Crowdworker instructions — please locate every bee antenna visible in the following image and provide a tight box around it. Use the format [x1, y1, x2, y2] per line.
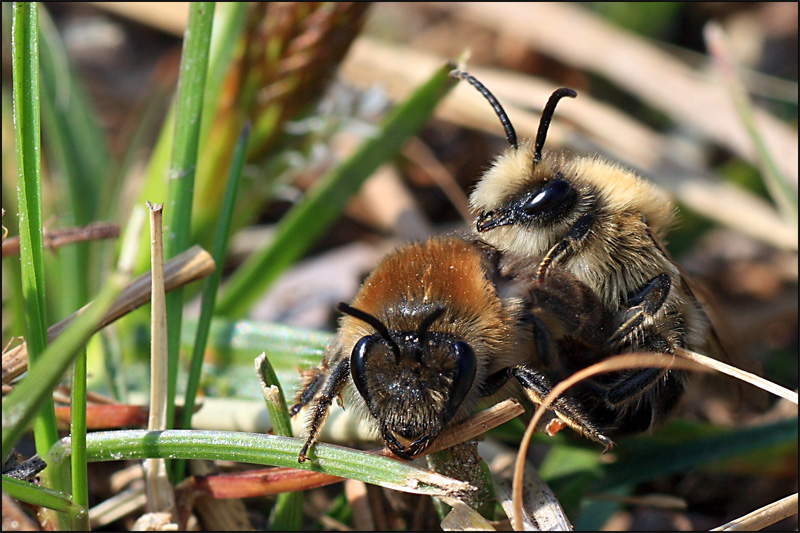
[534, 87, 577, 163]
[337, 302, 401, 359]
[450, 70, 518, 149]
[417, 306, 446, 341]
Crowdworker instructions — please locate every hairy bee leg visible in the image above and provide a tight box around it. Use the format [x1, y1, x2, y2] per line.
[297, 358, 350, 463]
[512, 366, 615, 452]
[605, 367, 668, 406]
[601, 366, 685, 432]
[536, 213, 595, 282]
[289, 371, 326, 417]
[481, 365, 614, 452]
[607, 274, 672, 347]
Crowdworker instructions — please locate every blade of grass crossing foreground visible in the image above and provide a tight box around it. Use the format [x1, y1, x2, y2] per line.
[164, 2, 215, 434]
[175, 123, 250, 483]
[10, 5, 64, 513]
[216, 61, 458, 317]
[45, 430, 471, 498]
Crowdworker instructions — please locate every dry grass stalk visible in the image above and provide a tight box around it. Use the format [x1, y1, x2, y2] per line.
[676, 347, 798, 404]
[712, 492, 798, 531]
[143, 201, 175, 517]
[1, 221, 120, 258]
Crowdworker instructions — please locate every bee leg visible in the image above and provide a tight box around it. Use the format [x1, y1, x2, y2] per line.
[536, 213, 595, 282]
[599, 331, 686, 433]
[481, 365, 614, 452]
[289, 371, 326, 417]
[607, 274, 672, 347]
[599, 364, 685, 433]
[297, 358, 350, 463]
[512, 365, 615, 452]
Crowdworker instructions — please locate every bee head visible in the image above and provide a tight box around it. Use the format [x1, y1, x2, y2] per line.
[452, 71, 587, 257]
[337, 303, 477, 460]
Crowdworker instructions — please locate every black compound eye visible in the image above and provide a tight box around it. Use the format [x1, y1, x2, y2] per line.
[443, 341, 477, 423]
[350, 336, 373, 402]
[522, 179, 571, 215]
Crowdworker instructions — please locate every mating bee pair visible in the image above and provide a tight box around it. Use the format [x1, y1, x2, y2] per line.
[290, 71, 716, 463]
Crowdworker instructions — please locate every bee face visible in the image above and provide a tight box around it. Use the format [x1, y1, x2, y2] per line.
[471, 148, 589, 258]
[349, 327, 477, 459]
[470, 143, 676, 276]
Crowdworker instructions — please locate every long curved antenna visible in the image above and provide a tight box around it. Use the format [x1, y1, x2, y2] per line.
[450, 70, 518, 149]
[417, 306, 446, 342]
[534, 88, 577, 163]
[337, 302, 401, 359]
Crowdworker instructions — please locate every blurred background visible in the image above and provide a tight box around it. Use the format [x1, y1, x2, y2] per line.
[2, 3, 797, 530]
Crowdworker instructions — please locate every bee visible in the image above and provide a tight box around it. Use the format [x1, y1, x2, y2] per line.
[453, 70, 717, 435]
[290, 235, 614, 463]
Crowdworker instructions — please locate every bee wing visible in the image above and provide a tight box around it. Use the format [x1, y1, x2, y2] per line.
[650, 232, 768, 408]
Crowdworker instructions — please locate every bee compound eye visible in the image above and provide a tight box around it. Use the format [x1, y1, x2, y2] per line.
[522, 179, 571, 215]
[445, 341, 477, 422]
[350, 336, 373, 402]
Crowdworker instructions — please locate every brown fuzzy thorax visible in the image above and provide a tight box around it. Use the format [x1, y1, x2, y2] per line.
[340, 236, 516, 360]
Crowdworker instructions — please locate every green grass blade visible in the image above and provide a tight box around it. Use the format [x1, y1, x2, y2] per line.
[45, 430, 471, 497]
[182, 317, 330, 367]
[2, 475, 85, 518]
[10, 3, 62, 503]
[216, 61, 458, 317]
[37, 6, 109, 223]
[199, 2, 248, 151]
[256, 353, 293, 437]
[69, 347, 89, 530]
[180, 317, 328, 397]
[1, 271, 129, 457]
[175, 123, 250, 482]
[539, 418, 798, 527]
[592, 417, 798, 492]
[130, 4, 245, 276]
[164, 2, 215, 431]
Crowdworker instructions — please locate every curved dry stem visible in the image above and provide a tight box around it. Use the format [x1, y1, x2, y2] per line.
[676, 347, 798, 405]
[511, 353, 708, 530]
[510, 349, 798, 530]
[712, 492, 798, 531]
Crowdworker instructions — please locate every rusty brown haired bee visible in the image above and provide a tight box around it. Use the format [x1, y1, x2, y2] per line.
[290, 235, 614, 463]
[452, 70, 724, 435]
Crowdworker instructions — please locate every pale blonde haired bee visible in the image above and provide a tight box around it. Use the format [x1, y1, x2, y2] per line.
[290, 235, 613, 462]
[453, 70, 719, 435]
